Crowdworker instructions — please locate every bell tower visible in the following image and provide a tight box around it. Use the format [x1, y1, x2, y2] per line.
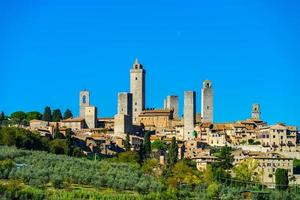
[252, 103, 260, 120]
[79, 90, 90, 118]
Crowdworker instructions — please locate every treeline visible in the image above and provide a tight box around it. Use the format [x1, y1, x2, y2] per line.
[0, 127, 84, 158]
[0, 107, 73, 126]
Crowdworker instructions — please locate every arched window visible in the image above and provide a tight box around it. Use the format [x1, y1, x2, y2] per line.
[82, 95, 87, 104]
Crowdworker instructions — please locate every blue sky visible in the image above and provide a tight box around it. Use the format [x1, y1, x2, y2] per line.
[0, 0, 299, 127]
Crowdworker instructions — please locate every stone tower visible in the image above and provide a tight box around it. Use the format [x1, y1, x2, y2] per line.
[184, 91, 196, 140]
[85, 106, 97, 129]
[201, 80, 213, 123]
[130, 58, 146, 124]
[114, 92, 133, 134]
[165, 95, 179, 119]
[118, 92, 133, 117]
[252, 103, 261, 120]
[79, 90, 90, 118]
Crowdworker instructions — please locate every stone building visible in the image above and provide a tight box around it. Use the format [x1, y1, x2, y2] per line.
[164, 95, 179, 119]
[130, 58, 146, 124]
[252, 103, 261, 120]
[79, 90, 90, 118]
[85, 106, 97, 129]
[184, 91, 196, 140]
[201, 80, 213, 123]
[60, 117, 85, 130]
[138, 109, 173, 131]
[258, 123, 297, 152]
[114, 92, 133, 134]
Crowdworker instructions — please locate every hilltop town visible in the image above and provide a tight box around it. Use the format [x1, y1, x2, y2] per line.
[17, 58, 299, 187]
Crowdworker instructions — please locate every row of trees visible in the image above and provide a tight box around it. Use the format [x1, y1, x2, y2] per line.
[42, 107, 73, 122]
[0, 107, 73, 126]
[0, 146, 164, 194]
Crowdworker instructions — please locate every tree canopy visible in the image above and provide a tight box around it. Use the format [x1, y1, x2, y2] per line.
[42, 106, 52, 122]
[167, 137, 178, 168]
[52, 109, 62, 122]
[63, 109, 73, 119]
[275, 168, 289, 190]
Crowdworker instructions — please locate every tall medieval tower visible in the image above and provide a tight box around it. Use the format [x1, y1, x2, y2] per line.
[201, 80, 213, 123]
[79, 90, 90, 118]
[184, 91, 196, 140]
[130, 58, 146, 124]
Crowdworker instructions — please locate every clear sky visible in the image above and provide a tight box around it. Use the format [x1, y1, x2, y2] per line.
[0, 0, 299, 127]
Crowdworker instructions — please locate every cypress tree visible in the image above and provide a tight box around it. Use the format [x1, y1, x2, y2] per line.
[52, 109, 62, 122]
[54, 123, 63, 139]
[167, 137, 178, 168]
[65, 128, 74, 155]
[42, 106, 52, 122]
[143, 131, 151, 158]
[63, 109, 73, 119]
[0, 111, 5, 121]
[275, 168, 289, 190]
[124, 133, 131, 151]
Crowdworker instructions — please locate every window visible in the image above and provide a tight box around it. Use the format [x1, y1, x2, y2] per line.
[82, 95, 87, 104]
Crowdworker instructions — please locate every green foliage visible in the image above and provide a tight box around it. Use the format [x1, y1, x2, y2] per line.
[294, 159, 300, 174]
[52, 175, 63, 189]
[11, 111, 27, 121]
[10, 111, 28, 126]
[151, 139, 167, 151]
[117, 151, 140, 164]
[0, 111, 5, 121]
[275, 168, 289, 190]
[52, 109, 62, 122]
[207, 182, 220, 198]
[26, 111, 42, 121]
[143, 131, 151, 158]
[49, 139, 68, 154]
[233, 158, 260, 182]
[42, 106, 52, 122]
[0, 127, 48, 151]
[54, 124, 64, 139]
[63, 109, 73, 119]
[0, 159, 15, 178]
[213, 146, 234, 170]
[72, 147, 85, 157]
[124, 133, 131, 151]
[65, 128, 74, 155]
[167, 137, 178, 168]
[0, 146, 163, 194]
[167, 160, 202, 188]
[142, 158, 160, 177]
